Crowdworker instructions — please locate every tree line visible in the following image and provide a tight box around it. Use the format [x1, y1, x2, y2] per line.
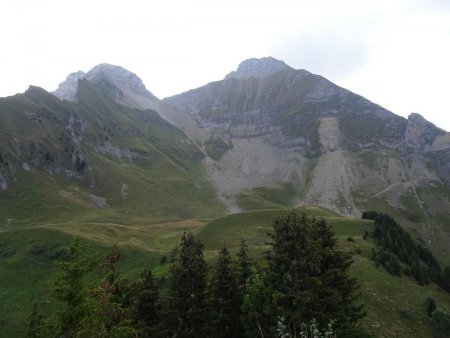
[26, 212, 365, 337]
[362, 211, 450, 291]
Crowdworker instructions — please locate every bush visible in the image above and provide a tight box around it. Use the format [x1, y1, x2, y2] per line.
[431, 310, 450, 336]
[29, 244, 48, 256]
[425, 297, 436, 317]
[159, 255, 167, 265]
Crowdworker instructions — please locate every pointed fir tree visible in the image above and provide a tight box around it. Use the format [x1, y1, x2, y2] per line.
[313, 217, 365, 335]
[130, 268, 160, 336]
[162, 231, 208, 338]
[25, 303, 47, 338]
[208, 245, 242, 338]
[51, 236, 91, 337]
[77, 244, 136, 337]
[237, 239, 251, 292]
[265, 212, 365, 337]
[241, 266, 271, 338]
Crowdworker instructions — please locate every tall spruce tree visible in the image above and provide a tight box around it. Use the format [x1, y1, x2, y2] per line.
[77, 244, 136, 337]
[265, 212, 365, 337]
[51, 236, 91, 337]
[208, 245, 242, 338]
[237, 239, 251, 291]
[162, 231, 208, 337]
[241, 266, 271, 338]
[26, 304, 47, 338]
[130, 268, 160, 336]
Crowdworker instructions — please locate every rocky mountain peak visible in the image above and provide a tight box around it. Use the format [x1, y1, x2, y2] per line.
[225, 56, 291, 80]
[405, 112, 445, 150]
[408, 112, 427, 123]
[53, 71, 86, 102]
[406, 112, 443, 133]
[85, 64, 156, 99]
[53, 64, 157, 104]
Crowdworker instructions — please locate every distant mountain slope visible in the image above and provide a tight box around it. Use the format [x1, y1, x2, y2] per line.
[2, 58, 450, 258]
[0, 79, 224, 224]
[162, 57, 450, 258]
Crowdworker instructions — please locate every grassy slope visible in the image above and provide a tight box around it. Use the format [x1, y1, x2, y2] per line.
[235, 183, 297, 211]
[349, 150, 450, 264]
[0, 83, 225, 225]
[0, 227, 163, 337]
[1, 205, 447, 337]
[197, 206, 450, 337]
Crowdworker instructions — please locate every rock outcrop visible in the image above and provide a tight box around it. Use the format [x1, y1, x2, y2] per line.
[53, 71, 85, 102]
[53, 64, 160, 111]
[225, 56, 291, 80]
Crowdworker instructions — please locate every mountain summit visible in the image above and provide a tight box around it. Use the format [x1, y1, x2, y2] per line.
[53, 63, 159, 111]
[225, 56, 291, 79]
[53, 71, 85, 101]
[86, 64, 156, 100]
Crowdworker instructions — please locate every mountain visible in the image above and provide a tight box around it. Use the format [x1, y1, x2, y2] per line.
[2, 57, 450, 257]
[162, 57, 450, 257]
[2, 58, 450, 337]
[0, 75, 224, 225]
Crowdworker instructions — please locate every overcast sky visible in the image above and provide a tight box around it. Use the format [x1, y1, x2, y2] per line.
[1, 0, 450, 130]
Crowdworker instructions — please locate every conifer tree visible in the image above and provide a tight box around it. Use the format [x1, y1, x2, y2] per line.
[241, 266, 270, 338]
[26, 304, 47, 338]
[52, 236, 91, 337]
[265, 212, 365, 337]
[77, 244, 136, 337]
[162, 231, 208, 337]
[440, 266, 450, 292]
[208, 245, 242, 338]
[237, 239, 251, 291]
[130, 268, 160, 336]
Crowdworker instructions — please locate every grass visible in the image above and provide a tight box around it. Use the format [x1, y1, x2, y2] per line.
[351, 246, 450, 337]
[1, 83, 450, 337]
[1, 205, 449, 337]
[198, 205, 340, 251]
[358, 191, 450, 264]
[235, 184, 297, 211]
[0, 227, 165, 337]
[0, 81, 226, 227]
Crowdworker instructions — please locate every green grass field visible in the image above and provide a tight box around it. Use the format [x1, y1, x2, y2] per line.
[0, 205, 449, 337]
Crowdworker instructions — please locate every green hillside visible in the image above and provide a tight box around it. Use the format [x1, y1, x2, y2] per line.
[1, 206, 449, 337]
[1, 77, 449, 337]
[0, 83, 225, 226]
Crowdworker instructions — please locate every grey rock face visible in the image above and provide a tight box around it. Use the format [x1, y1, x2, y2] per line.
[164, 56, 450, 217]
[53, 71, 86, 102]
[225, 56, 291, 80]
[86, 64, 156, 99]
[405, 112, 445, 151]
[4, 218, 13, 228]
[53, 64, 160, 111]
[431, 149, 450, 185]
[89, 194, 108, 208]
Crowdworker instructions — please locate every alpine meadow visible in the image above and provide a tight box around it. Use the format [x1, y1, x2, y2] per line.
[1, 57, 450, 337]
